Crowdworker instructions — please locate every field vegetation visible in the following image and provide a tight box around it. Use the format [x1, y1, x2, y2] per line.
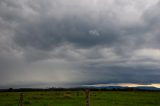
[0, 91, 160, 106]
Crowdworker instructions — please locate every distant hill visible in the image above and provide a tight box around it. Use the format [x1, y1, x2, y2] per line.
[84, 86, 160, 91]
[0, 86, 160, 92]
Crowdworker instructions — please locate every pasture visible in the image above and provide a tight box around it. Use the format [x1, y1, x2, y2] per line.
[0, 91, 160, 106]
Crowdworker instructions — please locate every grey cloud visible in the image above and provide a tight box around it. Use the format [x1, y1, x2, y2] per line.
[14, 16, 120, 50]
[0, 0, 160, 88]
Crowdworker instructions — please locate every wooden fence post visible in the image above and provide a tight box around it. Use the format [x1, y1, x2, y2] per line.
[18, 93, 23, 106]
[85, 89, 90, 106]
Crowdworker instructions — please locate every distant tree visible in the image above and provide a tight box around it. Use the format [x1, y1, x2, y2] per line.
[8, 88, 13, 92]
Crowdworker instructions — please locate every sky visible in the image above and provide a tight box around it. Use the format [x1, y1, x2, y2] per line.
[0, 0, 160, 88]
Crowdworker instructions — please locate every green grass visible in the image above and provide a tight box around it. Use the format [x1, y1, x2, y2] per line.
[0, 91, 160, 106]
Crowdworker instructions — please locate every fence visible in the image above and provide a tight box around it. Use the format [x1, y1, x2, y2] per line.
[18, 93, 24, 106]
[18, 89, 91, 106]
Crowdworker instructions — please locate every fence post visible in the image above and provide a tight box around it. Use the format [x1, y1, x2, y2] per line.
[85, 89, 90, 106]
[18, 93, 24, 106]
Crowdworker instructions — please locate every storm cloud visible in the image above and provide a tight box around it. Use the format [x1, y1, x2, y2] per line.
[0, 0, 160, 88]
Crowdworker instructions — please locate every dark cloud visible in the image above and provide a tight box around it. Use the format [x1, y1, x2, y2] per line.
[0, 0, 160, 88]
[14, 14, 121, 50]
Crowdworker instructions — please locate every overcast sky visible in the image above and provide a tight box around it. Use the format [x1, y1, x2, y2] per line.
[0, 0, 160, 88]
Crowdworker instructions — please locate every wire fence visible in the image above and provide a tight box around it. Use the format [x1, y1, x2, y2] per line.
[18, 90, 91, 106]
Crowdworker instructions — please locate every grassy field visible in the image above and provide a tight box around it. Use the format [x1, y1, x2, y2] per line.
[0, 91, 160, 106]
